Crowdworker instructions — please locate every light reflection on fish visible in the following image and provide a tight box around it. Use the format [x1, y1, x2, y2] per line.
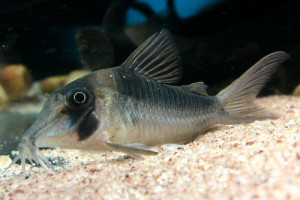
[1, 29, 289, 175]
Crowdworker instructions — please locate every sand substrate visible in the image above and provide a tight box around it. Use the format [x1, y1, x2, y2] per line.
[0, 96, 300, 200]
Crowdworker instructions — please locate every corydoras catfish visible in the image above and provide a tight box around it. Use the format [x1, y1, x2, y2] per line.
[1, 29, 289, 175]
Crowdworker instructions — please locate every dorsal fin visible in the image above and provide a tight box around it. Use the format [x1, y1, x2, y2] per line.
[180, 82, 208, 96]
[121, 29, 182, 84]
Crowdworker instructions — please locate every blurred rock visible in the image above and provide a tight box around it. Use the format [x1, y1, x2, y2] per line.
[40, 75, 68, 94]
[293, 84, 300, 96]
[0, 155, 11, 169]
[0, 84, 9, 104]
[39, 70, 91, 94]
[65, 70, 91, 85]
[0, 64, 33, 101]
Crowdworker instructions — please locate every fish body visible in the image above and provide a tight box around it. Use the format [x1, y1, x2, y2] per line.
[1, 30, 289, 174]
[36, 64, 218, 150]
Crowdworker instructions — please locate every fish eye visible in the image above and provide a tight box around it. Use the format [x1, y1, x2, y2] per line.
[66, 87, 91, 109]
[73, 92, 86, 104]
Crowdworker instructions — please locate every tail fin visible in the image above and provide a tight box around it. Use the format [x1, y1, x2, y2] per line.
[217, 51, 289, 122]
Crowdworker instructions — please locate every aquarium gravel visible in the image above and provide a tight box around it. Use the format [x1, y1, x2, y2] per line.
[0, 96, 300, 200]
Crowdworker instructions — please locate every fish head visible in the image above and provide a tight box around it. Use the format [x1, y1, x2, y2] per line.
[0, 70, 117, 175]
[21, 71, 114, 151]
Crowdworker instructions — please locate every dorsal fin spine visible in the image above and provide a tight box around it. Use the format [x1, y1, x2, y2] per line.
[121, 29, 182, 84]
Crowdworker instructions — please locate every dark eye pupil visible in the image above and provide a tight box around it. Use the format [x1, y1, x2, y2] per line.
[74, 92, 86, 104]
[66, 87, 92, 109]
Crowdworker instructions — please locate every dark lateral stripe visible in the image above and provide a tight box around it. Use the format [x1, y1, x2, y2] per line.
[115, 68, 218, 115]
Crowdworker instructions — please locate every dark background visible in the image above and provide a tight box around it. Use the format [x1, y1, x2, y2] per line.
[0, 0, 299, 94]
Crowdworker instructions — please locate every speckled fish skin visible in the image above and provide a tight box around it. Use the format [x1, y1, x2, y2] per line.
[1, 29, 289, 175]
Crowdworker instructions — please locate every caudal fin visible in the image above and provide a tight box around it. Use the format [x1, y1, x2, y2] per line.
[217, 51, 289, 122]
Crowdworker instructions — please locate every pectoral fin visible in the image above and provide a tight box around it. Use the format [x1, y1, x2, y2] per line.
[106, 142, 158, 155]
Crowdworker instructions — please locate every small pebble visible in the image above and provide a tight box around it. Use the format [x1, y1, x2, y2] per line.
[0, 64, 33, 100]
[40, 75, 68, 94]
[292, 84, 300, 96]
[64, 70, 91, 85]
[0, 84, 9, 104]
[0, 155, 11, 169]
